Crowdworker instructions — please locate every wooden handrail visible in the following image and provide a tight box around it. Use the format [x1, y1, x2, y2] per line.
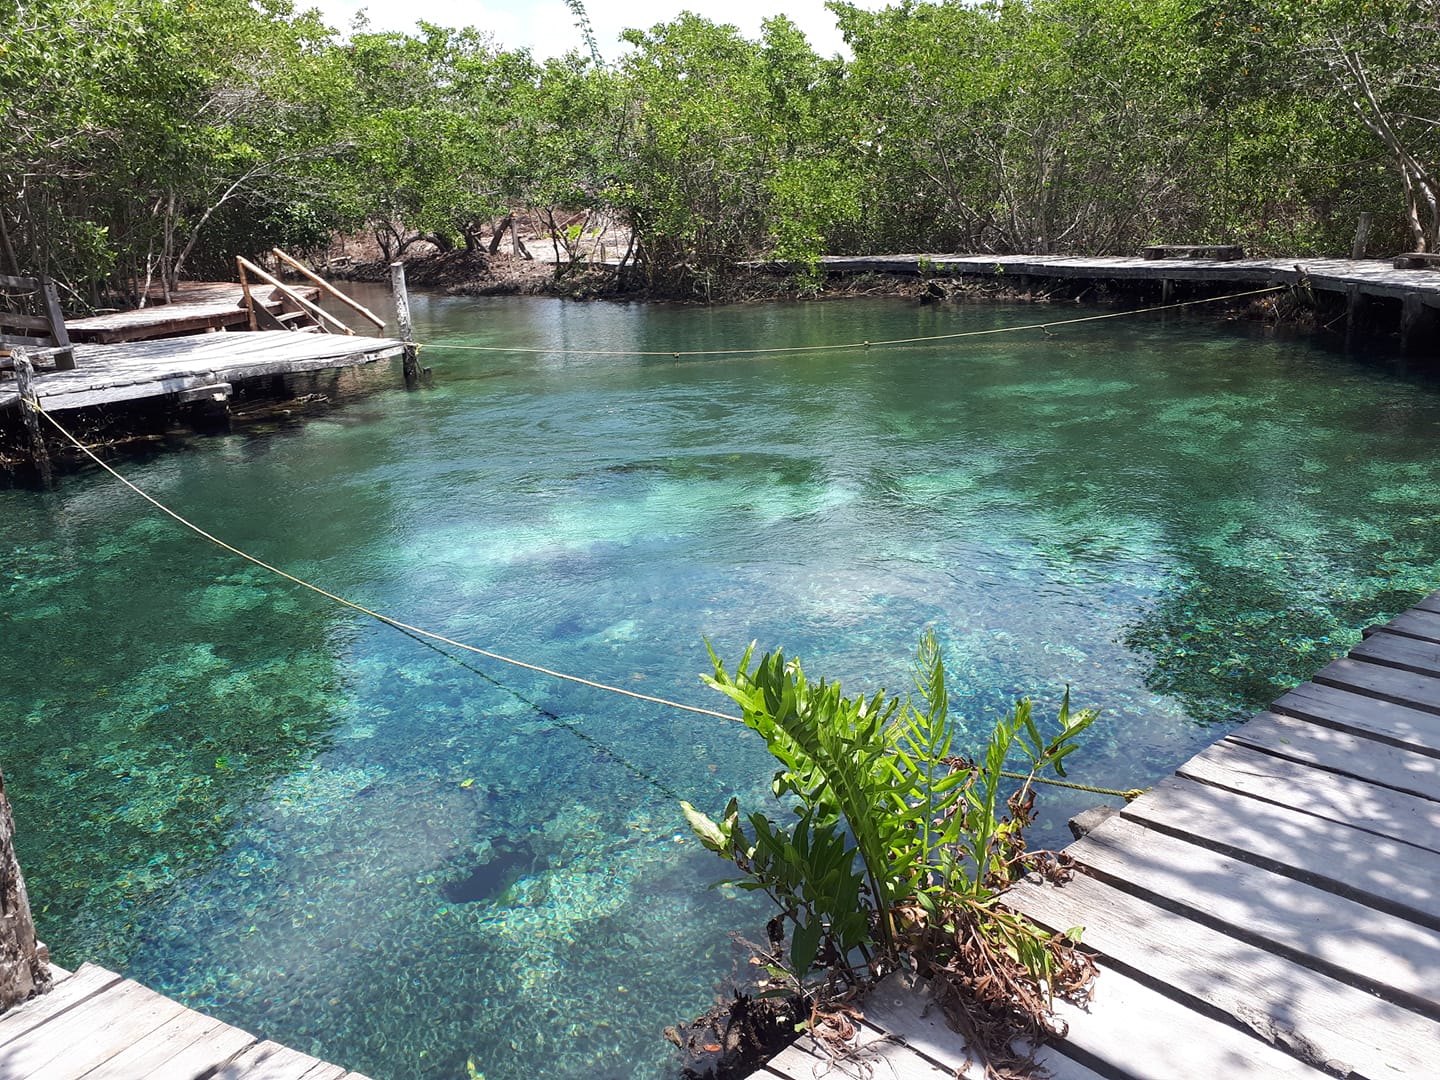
[236, 258, 259, 331]
[1, 273, 75, 370]
[271, 248, 386, 329]
[234, 256, 352, 335]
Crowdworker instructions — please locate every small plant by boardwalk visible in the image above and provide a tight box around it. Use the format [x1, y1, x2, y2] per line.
[681, 632, 1099, 1076]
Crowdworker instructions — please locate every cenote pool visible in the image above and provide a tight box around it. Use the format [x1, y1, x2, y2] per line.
[4, 291, 1440, 1078]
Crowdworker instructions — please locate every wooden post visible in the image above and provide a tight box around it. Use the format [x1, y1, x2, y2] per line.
[237, 256, 258, 331]
[11, 348, 53, 488]
[1345, 285, 1365, 344]
[1, 767, 52, 1013]
[38, 279, 74, 371]
[1352, 213, 1373, 260]
[1161, 278, 1174, 305]
[390, 261, 420, 388]
[1399, 292, 1434, 354]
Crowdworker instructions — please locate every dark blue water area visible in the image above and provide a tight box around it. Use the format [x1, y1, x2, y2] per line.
[4, 291, 1440, 1078]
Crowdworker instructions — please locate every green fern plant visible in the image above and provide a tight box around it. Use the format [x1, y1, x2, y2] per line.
[682, 630, 1097, 990]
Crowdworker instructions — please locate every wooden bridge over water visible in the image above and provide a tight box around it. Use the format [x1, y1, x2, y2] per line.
[810, 253, 1440, 352]
[755, 591, 1440, 1079]
[1, 267, 412, 481]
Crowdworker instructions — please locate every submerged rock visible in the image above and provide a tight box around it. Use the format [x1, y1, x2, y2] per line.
[440, 843, 534, 903]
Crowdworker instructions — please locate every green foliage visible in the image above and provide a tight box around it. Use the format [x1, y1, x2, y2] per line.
[5, 0, 1433, 300]
[2, 0, 356, 293]
[681, 632, 1097, 987]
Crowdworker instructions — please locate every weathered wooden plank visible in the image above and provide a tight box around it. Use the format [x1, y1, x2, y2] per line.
[1143, 244, 1246, 260]
[803, 254, 1440, 303]
[210, 1039, 338, 1080]
[0, 963, 122, 1048]
[854, 975, 1105, 1080]
[1049, 960, 1330, 1078]
[1312, 656, 1440, 714]
[1394, 252, 1440, 270]
[1228, 711, 1440, 803]
[1067, 814, 1440, 1014]
[1415, 591, 1440, 615]
[0, 963, 357, 1080]
[1372, 608, 1440, 644]
[1277, 677, 1440, 748]
[78, 1009, 254, 1079]
[24, 981, 190, 1079]
[761, 1023, 953, 1080]
[0, 311, 55, 332]
[0, 978, 181, 1076]
[65, 283, 321, 345]
[175, 382, 232, 404]
[1179, 739, 1440, 851]
[0, 330, 56, 347]
[296, 1062, 346, 1080]
[0, 334, 403, 412]
[1352, 630, 1440, 677]
[1125, 773, 1440, 921]
[36, 374, 235, 411]
[1005, 873, 1440, 1079]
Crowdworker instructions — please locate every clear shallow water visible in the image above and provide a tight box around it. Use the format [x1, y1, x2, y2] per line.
[3, 292, 1440, 1079]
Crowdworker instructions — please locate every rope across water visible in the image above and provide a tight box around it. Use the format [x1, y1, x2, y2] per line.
[28, 287, 1249, 803]
[407, 285, 1285, 359]
[34, 406, 1145, 802]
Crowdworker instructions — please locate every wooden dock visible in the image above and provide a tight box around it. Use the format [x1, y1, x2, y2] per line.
[813, 253, 1440, 303]
[0, 331, 405, 413]
[808, 253, 1440, 351]
[63, 283, 313, 345]
[0, 962, 371, 1079]
[755, 589, 1440, 1079]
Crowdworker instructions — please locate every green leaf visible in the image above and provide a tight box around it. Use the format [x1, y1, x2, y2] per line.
[680, 801, 727, 851]
[790, 917, 822, 974]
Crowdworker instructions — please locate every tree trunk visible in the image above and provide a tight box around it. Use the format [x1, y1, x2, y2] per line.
[1, 768, 50, 1013]
[488, 215, 513, 255]
[0, 206, 21, 279]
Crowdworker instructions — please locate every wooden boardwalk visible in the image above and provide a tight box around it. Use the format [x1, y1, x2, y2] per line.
[0, 332, 405, 413]
[64, 283, 310, 345]
[814, 253, 1440, 304]
[0, 962, 371, 1079]
[756, 589, 1440, 1079]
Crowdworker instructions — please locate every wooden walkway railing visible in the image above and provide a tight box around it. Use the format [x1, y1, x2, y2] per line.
[234, 249, 385, 337]
[1, 272, 75, 370]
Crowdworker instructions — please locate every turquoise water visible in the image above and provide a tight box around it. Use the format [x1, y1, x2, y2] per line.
[4, 292, 1440, 1078]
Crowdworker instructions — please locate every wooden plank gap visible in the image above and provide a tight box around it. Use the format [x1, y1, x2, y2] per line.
[1350, 631, 1440, 678]
[1229, 711, 1440, 804]
[1275, 679, 1440, 754]
[1047, 959, 1332, 1078]
[1180, 739, 1440, 846]
[1004, 874, 1440, 1078]
[1311, 656, 1440, 716]
[1369, 609, 1440, 645]
[1123, 774, 1440, 926]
